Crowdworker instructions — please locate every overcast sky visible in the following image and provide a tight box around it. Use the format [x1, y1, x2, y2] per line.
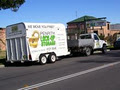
[0, 0, 120, 27]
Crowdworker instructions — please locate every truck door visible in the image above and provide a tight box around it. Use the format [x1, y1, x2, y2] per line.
[93, 34, 101, 49]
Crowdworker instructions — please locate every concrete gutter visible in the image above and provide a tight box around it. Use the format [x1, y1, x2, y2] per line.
[94, 49, 110, 53]
[0, 65, 5, 68]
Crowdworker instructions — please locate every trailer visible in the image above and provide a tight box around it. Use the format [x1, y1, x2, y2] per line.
[6, 22, 70, 64]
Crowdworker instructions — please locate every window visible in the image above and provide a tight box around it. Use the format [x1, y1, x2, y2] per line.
[100, 33, 103, 36]
[94, 31, 98, 35]
[80, 34, 91, 39]
[107, 24, 110, 30]
[94, 35, 99, 40]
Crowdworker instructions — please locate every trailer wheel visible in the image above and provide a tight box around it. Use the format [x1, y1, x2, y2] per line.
[48, 53, 56, 63]
[39, 54, 47, 65]
[85, 47, 91, 56]
[5, 62, 11, 67]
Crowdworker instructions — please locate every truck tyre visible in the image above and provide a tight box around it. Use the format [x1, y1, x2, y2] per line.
[91, 49, 94, 55]
[48, 53, 56, 63]
[39, 54, 47, 65]
[85, 47, 91, 56]
[102, 45, 107, 54]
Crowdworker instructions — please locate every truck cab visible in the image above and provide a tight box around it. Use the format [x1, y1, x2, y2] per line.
[91, 33, 107, 50]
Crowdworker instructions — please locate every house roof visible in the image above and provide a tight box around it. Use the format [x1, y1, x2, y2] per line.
[67, 15, 97, 24]
[67, 15, 109, 24]
[110, 24, 120, 30]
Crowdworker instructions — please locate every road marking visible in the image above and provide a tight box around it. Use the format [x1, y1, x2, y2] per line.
[18, 61, 120, 90]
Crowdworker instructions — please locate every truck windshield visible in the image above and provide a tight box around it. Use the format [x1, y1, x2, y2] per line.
[80, 35, 91, 39]
[94, 35, 99, 40]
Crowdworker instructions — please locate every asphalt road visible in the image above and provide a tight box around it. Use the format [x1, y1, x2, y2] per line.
[0, 50, 120, 90]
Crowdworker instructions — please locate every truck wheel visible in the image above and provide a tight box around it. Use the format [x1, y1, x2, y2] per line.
[85, 47, 91, 56]
[48, 53, 56, 63]
[102, 45, 107, 54]
[91, 49, 94, 55]
[39, 54, 47, 65]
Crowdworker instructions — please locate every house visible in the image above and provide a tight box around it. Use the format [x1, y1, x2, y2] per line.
[67, 15, 120, 40]
[0, 28, 6, 51]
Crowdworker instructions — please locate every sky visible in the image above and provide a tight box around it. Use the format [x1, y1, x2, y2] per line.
[0, 0, 120, 28]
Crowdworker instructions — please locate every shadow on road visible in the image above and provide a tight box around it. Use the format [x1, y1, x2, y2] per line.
[4, 61, 47, 67]
[0, 59, 6, 65]
[4, 50, 120, 67]
[79, 50, 120, 64]
[79, 59, 118, 64]
[5, 62, 33, 67]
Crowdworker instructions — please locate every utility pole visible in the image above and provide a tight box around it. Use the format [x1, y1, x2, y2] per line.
[76, 11, 78, 18]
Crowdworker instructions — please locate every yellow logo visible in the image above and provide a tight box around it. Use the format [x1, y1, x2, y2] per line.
[29, 30, 40, 48]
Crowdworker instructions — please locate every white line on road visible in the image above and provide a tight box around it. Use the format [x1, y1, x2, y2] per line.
[18, 61, 120, 90]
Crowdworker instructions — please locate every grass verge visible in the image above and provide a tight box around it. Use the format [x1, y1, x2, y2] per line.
[107, 45, 115, 50]
[0, 51, 6, 65]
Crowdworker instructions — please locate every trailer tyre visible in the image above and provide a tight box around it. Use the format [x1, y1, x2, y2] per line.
[5, 62, 11, 67]
[85, 47, 91, 56]
[39, 54, 47, 65]
[48, 53, 56, 63]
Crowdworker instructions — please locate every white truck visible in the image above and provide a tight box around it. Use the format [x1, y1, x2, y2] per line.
[68, 33, 107, 56]
[6, 22, 70, 64]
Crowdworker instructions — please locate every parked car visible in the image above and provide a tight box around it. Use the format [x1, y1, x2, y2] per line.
[114, 38, 120, 49]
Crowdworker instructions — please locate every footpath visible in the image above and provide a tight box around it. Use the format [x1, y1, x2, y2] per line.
[0, 65, 5, 68]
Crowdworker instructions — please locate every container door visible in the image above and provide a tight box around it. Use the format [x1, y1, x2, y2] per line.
[16, 38, 22, 60]
[7, 37, 28, 61]
[6, 39, 12, 61]
[11, 38, 17, 60]
[20, 36, 28, 60]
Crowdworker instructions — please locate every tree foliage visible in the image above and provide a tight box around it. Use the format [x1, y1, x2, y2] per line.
[0, 0, 25, 12]
[99, 34, 105, 40]
[105, 35, 113, 45]
[104, 33, 119, 45]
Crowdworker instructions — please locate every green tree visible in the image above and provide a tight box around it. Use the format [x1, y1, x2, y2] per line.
[99, 34, 105, 40]
[0, 0, 25, 12]
[105, 35, 113, 45]
[112, 33, 118, 42]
